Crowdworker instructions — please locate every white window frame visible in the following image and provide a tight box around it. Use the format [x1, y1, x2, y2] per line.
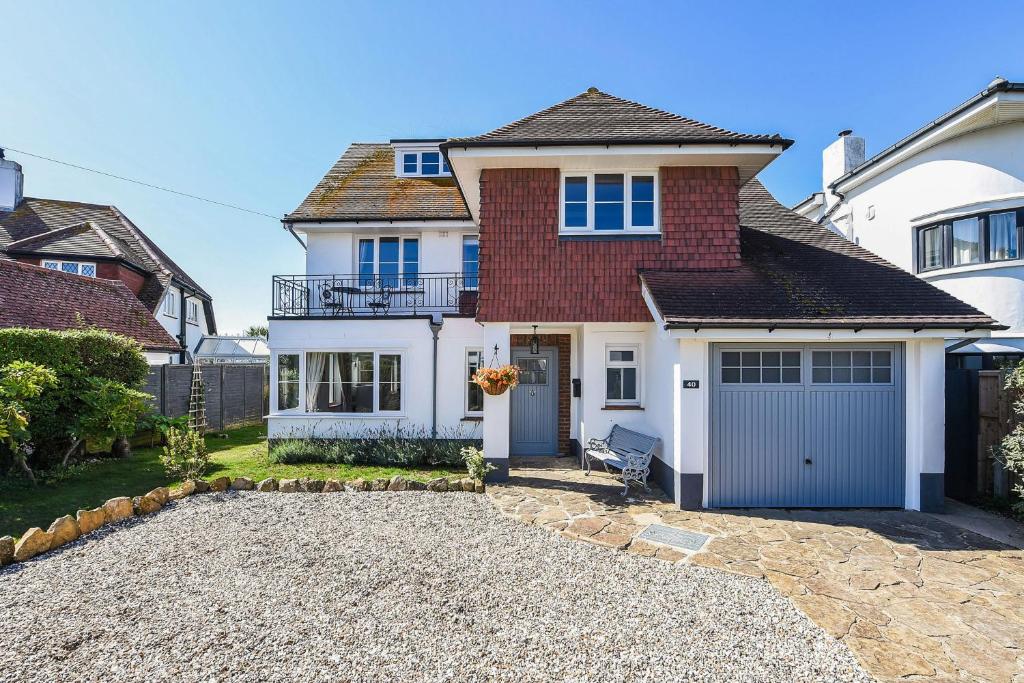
[271, 349, 408, 417]
[605, 344, 641, 407]
[465, 347, 484, 416]
[273, 351, 302, 413]
[396, 150, 451, 178]
[559, 171, 660, 234]
[41, 259, 97, 277]
[462, 234, 479, 291]
[186, 299, 200, 324]
[356, 236, 420, 285]
[810, 349, 894, 386]
[162, 290, 177, 318]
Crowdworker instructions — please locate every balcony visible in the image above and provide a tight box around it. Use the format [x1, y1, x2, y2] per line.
[271, 273, 478, 318]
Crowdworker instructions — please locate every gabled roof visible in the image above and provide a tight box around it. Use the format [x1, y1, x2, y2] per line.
[0, 260, 180, 351]
[641, 180, 1002, 330]
[446, 88, 793, 149]
[0, 197, 216, 332]
[4, 220, 148, 270]
[286, 144, 470, 222]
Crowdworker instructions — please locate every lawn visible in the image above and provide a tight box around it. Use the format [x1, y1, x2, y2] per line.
[0, 425, 461, 539]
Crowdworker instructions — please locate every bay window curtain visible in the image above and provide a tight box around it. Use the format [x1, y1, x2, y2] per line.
[305, 352, 327, 412]
[989, 212, 1018, 261]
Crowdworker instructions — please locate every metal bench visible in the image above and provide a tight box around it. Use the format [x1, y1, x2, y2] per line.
[584, 424, 660, 496]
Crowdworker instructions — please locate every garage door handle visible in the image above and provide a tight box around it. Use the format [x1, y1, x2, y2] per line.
[804, 458, 812, 465]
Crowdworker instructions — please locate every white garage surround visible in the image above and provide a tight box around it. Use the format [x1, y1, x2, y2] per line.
[669, 330, 950, 512]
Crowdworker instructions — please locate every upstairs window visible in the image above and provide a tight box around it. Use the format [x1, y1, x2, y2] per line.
[396, 149, 450, 177]
[42, 259, 96, 277]
[462, 235, 479, 289]
[163, 290, 177, 317]
[186, 300, 199, 323]
[560, 172, 659, 233]
[357, 237, 420, 287]
[917, 208, 1023, 272]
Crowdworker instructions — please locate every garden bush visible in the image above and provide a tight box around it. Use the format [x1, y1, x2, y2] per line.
[268, 423, 479, 468]
[161, 426, 210, 480]
[0, 328, 151, 473]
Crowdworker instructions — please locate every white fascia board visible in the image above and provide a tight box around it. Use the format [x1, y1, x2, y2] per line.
[665, 327, 989, 342]
[290, 219, 477, 234]
[910, 191, 1024, 225]
[833, 93, 1024, 194]
[445, 143, 784, 159]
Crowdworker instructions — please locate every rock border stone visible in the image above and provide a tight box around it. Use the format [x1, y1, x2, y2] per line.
[1, 475, 483, 568]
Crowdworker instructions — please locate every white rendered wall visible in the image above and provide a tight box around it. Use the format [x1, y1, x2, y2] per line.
[481, 322, 511, 463]
[154, 285, 210, 360]
[834, 122, 1024, 333]
[267, 316, 483, 441]
[904, 338, 946, 511]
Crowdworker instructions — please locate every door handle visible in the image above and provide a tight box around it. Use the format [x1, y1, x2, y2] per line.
[804, 458, 812, 465]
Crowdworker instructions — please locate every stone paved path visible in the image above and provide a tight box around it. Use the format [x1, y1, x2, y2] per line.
[489, 457, 1024, 683]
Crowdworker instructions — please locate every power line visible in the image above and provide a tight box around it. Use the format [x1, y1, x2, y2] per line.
[1, 145, 281, 221]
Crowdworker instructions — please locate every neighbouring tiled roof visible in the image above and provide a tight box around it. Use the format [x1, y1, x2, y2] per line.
[286, 144, 471, 222]
[0, 260, 181, 351]
[4, 221, 148, 270]
[0, 198, 215, 331]
[641, 180, 1002, 330]
[446, 88, 793, 148]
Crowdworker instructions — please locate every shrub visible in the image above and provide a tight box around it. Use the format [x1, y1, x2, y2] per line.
[268, 422, 480, 468]
[161, 426, 210, 480]
[995, 363, 1024, 517]
[0, 328, 150, 471]
[461, 445, 495, 481]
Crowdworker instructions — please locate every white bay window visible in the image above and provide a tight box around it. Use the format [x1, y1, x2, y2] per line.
[274, 350, 403, 415]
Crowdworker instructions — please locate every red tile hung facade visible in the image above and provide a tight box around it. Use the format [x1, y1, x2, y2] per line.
[476, 166, 740, 322]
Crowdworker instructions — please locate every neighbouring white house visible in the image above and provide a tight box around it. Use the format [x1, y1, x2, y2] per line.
[0, 149, 217, 364]
[268, 88, 1002, 512]
[794, 77, 1024, 370]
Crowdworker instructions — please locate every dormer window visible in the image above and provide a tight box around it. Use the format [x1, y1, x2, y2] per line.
[395, 147, 450, 177]
[560, 171, 659, 233]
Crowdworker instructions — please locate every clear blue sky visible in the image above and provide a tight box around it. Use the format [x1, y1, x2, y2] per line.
[3, 1, 1021, 333]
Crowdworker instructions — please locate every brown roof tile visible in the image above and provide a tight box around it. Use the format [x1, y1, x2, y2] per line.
[0, 260, 181, 351]
[446, 88, 792, 148]
[286, 144, 470, 222]
[641, 180, 1002, 330]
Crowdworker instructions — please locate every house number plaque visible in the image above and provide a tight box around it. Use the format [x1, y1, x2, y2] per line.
[683, 380, 699, 389]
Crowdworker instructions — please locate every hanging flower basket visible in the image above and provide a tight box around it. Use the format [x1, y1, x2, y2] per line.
[473, 364, 520, 396]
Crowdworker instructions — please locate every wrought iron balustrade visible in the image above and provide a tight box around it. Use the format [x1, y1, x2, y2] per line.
[271, 273, 478, 317]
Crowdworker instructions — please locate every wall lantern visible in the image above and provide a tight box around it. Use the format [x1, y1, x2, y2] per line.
[529, 325, 540, 355]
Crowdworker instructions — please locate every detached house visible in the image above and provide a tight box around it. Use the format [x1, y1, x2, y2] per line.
[0, 151, 217, 363]
[269, 88, 1000, 512]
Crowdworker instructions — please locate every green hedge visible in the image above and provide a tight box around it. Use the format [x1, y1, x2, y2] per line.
[0, 328, 149, 468]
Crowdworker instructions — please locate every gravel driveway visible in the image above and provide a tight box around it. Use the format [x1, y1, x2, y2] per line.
[0, 493, 869, 682]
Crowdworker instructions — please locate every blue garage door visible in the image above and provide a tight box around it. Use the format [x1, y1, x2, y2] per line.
[710, 343, 905, 508]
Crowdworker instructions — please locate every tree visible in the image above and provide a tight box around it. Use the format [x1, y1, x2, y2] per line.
[0, 360, 57, 482]
[243, 324, 268, 339]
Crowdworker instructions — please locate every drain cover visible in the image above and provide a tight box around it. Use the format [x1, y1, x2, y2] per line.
[637, 524, 709, 552]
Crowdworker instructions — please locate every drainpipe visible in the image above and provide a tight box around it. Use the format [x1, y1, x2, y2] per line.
[178, 288, 188, 364]
[428, 317, 444, 439]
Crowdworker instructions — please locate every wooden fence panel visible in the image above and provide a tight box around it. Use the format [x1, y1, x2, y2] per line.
[141, 363, 265, 431]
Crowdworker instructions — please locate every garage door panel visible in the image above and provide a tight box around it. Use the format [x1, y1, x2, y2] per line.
[714, 388, 804, 507]
[711, 343, 905, 508]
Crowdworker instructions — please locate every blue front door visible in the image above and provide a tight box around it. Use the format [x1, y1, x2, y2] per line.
[510, 347, 558, 456]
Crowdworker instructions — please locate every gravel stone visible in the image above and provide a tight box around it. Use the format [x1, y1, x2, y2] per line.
[0, 494, 870, 682]
[0, 536, 14, 565]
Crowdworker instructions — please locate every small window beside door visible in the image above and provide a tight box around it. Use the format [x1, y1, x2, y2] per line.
[606, 346, 640, 405]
